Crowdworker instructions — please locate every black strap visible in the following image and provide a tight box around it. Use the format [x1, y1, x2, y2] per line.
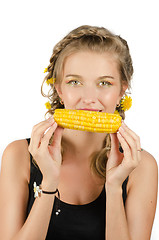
[26, 138, 30, 145]
[122, 176, 129, 206]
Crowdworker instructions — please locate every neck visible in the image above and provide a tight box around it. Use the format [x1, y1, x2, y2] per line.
[61, 128, 107, 165]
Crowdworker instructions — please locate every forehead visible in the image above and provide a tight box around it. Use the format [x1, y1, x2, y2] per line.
[62, 51, 120, 79]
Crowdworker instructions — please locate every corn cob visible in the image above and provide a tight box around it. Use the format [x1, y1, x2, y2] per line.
[53, 109, 122, 133]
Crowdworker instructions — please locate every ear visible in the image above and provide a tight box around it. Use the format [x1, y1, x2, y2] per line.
[121, 82, 128, 96]
[117, 82, 128, 104]
[54, 83, 63, 99]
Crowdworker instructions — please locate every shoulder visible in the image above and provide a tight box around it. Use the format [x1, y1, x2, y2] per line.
[1, 139, 31, 184]
[140, 149, 158, 168]
[0, 139, 31, 238]
[125, 150, 158, 239]
[136, 149, 158, 175]
[127, 149, 158, 191]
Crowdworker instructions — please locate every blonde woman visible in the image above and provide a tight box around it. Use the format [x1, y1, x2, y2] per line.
[0, 25, 158, 240]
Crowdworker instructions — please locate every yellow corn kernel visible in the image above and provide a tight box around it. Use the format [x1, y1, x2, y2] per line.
[53, 109, 122, 133]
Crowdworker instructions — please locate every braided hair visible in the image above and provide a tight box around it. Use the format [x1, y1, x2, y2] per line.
[41, 25, 134, 180]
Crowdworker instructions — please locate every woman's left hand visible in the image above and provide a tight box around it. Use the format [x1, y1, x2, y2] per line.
[106, 121, 142, 188]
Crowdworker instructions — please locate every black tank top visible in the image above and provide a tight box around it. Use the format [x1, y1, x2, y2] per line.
[26, 138, 129, 240]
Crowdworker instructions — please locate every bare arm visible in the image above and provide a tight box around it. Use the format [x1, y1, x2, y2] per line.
[14, 191, 57, 240]
[105, 122, 158, 240]
[0, 118, 64, 240]
[105, 150, 158, 240]
[106, 185, 131, 239]
[0, 140, 56, 240]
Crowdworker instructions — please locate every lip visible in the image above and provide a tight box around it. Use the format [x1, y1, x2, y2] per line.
[78, 108, 102, 112]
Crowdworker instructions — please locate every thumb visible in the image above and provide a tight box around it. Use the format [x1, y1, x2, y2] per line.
[51, 126, 64, 149]
[106, 133, 122, 171]
[48, 126, 64, 164]
[110, 133, 119, 153]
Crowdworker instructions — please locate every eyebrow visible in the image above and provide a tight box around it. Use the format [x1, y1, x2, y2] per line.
[65, 74, 115, 80]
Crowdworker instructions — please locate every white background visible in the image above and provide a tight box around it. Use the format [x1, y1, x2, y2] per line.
[0, 0, 158, 239]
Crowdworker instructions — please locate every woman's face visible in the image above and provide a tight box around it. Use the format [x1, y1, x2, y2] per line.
[55, 51, 127, 113]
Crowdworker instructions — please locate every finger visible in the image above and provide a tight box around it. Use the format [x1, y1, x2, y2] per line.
[48, 126, 64, 165]
[32, 117, 54, 132]
[40, 122, 58, 148]
[122, 122, 141, 150]
[110, 133, 120, 154]
[117, 131, 132, 161]
[108, 133, 123, 169]
[121, 122, 141, 161]
[51, 126, 64, 149]
[110, 133, 124, 158]
[119, 125, 138, 161]
[30, 118, 55, 149]
[117, 132, 140, 172]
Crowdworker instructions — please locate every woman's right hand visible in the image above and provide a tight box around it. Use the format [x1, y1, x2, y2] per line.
[28, 117, 64, 189]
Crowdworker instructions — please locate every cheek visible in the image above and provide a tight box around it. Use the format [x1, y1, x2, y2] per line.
[102, 90, 120, 112]
[104, 94, 118, 104]
[62, 87, 78, 102]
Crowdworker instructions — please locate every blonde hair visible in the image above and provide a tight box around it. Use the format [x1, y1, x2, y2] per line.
[41, 25, 133, 181]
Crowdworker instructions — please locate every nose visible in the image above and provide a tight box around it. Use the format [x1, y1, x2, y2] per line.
[82, 86, 97, 104]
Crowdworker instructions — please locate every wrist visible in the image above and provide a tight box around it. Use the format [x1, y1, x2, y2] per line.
[33, 181, 59, 199]
[105, 182, 122, 194]
[41, 180, 58, 192]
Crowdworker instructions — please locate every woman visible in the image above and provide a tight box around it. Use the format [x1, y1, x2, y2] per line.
[0, 25, 158, 240]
